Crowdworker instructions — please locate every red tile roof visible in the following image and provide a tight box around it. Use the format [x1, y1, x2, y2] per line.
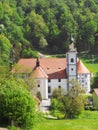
[93, 89, 98, 96]
[30, 66, 48, 78]
[77, 60, 90, 74]
[40, 58, 66, 79]
[12, 58, 36, 73]
[13, 58, 90, 79]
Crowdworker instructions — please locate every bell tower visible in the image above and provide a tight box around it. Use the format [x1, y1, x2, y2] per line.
[66, 35, 77, 90]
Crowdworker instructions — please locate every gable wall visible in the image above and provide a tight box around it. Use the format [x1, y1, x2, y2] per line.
[78, 73, 90, 93]
[36, 78, 48, 99]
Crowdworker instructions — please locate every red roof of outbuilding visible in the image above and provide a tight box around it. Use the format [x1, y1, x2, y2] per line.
[93, 89, 98, 96]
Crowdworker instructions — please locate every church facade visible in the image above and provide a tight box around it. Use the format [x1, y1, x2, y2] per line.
[13, 47, 91, 99]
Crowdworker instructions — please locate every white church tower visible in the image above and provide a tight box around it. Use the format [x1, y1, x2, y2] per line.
[66, 35, 77, 90]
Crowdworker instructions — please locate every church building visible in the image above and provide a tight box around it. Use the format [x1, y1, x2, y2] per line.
[13, 43, 91, 99]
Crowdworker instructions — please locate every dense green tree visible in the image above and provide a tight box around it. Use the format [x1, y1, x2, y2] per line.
[0, 77, 37, 129]
[51, 79, 84, 119]
[24, 11, 49, 47]
[22, 47, 38, 58]
[0, 34, 11, 65]
[0, 0, 98, 59]
[91, 73, 98, 89]
[39, 37, 48, 49]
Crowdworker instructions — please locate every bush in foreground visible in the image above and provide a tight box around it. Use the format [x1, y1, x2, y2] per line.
[0, 77, 36, 130]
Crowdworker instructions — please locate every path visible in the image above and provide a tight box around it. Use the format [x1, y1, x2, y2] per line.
[38, 52, 46, 58]
[40, 99, 51, 113]
[0, 128, 8, 130]
[40, 99, 58, 119]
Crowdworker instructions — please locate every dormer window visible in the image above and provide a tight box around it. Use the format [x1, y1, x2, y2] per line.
[71, 58, 74, 62]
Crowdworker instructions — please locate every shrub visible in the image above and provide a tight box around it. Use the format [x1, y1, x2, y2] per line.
[51, 80, 84, 119]
[22, 48, 38, 58]
[36, 91, 42, 101]
[52, 88, 65, 98]
[84, 105, 90, 110]
[8, 126, 20, 130]
[51, 98, 60, 110]
[89, 106, 97, 111]
[0, 77, 37, 130]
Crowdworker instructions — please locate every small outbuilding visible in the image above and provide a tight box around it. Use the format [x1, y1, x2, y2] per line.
[91, 88, 98, 109]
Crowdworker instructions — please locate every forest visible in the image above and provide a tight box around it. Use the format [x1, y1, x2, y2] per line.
[0, 0, 98, 65]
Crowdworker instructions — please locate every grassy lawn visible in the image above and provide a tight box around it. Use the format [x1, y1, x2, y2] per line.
[32, 111, 98, 130]
[78, 52, 98, 74]
[33, 118, 98, 130]
[81, 58, 98, 74]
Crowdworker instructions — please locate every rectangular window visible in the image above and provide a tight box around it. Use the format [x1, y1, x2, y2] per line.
[58, 79, 61, 82]
[71, 58, 74, 62]
[48, 79, 51, 82]
[82, 78, 84, 83]
[48, 86, 51, 93]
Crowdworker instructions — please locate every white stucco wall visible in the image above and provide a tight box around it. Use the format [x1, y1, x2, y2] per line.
[66, 51, 77, 80]
[78, 74, 90, 93]
[36, 78, 48, 99]
[36, 74, 91, 99]
[67, 52, 77, 65]
[48, 79, 67, 96]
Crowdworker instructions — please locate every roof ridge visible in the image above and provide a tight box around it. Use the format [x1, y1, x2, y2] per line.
[39, 66, 48, 78]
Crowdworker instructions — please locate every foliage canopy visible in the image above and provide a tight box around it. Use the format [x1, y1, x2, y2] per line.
[0, 0, 98, 64]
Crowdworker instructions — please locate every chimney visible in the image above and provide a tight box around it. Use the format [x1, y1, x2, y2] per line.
[36, 58, 40, 67]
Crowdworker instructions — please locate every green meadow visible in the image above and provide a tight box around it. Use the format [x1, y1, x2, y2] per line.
[33, 111, 98, 130]
[33, 119, 98, 130]
[79, 52, 98, 74]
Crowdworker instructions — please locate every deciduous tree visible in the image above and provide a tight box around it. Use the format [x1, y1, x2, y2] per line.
[0, 77, 37, 129]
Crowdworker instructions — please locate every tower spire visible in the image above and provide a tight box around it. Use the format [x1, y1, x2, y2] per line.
[70, 34, 74, 44]
[69, 34, 76, 51]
